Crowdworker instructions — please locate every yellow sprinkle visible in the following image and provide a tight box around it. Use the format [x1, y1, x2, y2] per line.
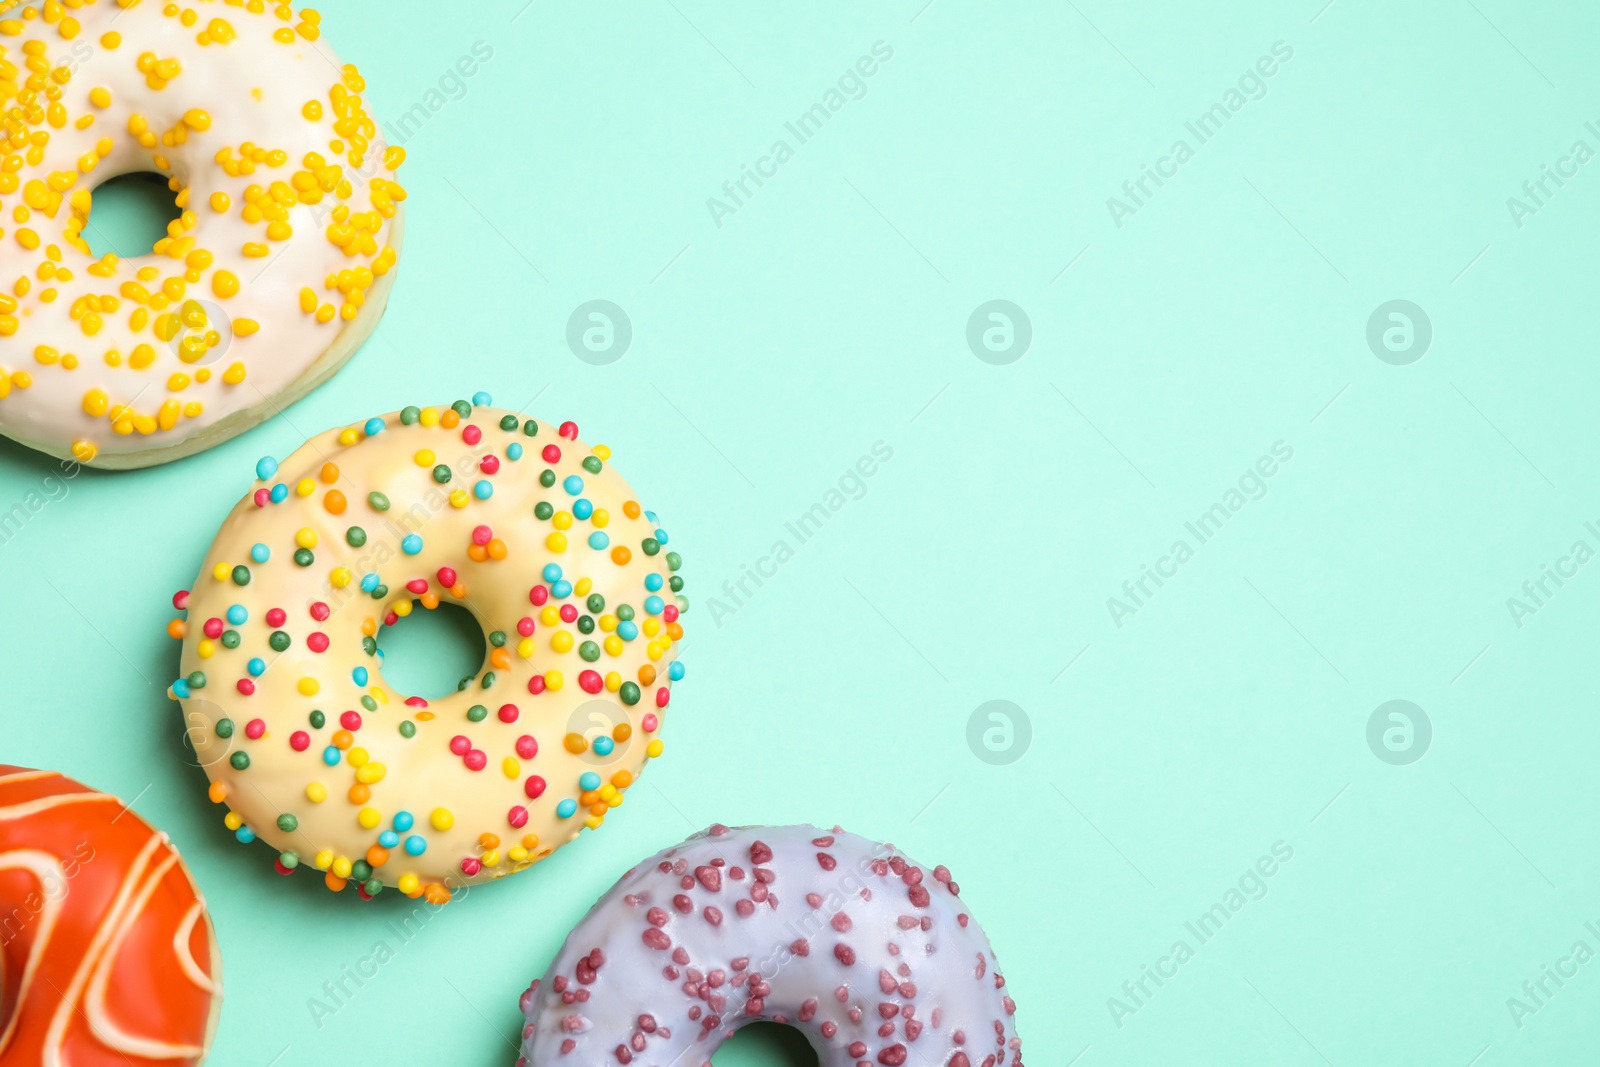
[306, 783, 327, 803]
[297, 677, 319, 696]
[295, 527, 317, 549]
[413, 449, 435, 466]
[430, 808, 454, 831]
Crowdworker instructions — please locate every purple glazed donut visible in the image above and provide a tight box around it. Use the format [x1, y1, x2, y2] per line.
[515, 823, 1023, 1066]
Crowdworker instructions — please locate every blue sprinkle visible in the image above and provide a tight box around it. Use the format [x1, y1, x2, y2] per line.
[669, 661, 685, 681]
[401, 534, 423, 555]
[472, 391, 493, 406]
[172, 679, 191, 699]
[247, 657, 266, 677]
[588, 532, 609, 550]
[393, 811, 414, 832]
[235, 826, 256, 844]
[552, 580, 572, 599]
[592, 736, 615, 757]
[378, 830, 399, 848]
[578, 771, 601, 791]
[573, 498, 593, 520]
[556, 798, 578, 819]
[645, 510, 659, 524]
[404, 835, 426, 856]
[364, 417, 385, 436]
[563, 475, 584, 496]
[227, 604, 248, 625]
[645, 573, 663, 592]
[654, 529, 669, 544]
[644, 595, 664, 615]
[360, 573, 380, 592]
[473, 480, 493, 500]
[506, 443, 523, 461]
[353, 666, 369, 686]
[269, 483, 289, 503]
[255, 456, 278, 480]
[250, 543, 270, 563]
[617, 620, 638, 641]
[542, 563, 562, 582]
[322, 746, 341, 766]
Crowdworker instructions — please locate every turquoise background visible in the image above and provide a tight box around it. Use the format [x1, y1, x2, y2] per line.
[5, 0, 1600, 1062]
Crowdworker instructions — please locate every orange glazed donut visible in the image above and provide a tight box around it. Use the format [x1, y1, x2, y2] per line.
[0, 0, 405, 468]
[0, 765, 222, 1066]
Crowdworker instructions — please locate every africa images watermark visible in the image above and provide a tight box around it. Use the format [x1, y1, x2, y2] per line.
[1501, 516, 1600, 630]
[1505, 919, 1600, 1031]
[1106, 41, 1295, 229]
[1504, 120, 1600, 231]
[0, 455, 86, 549]
[706, 41, 896, 229]
[1107, 840, 1296, 1029]
[379, 41, 496, 148]
[0, 841, 96, 945]
[704, 441, 895, 628]
[1106, 441, 1295, 629]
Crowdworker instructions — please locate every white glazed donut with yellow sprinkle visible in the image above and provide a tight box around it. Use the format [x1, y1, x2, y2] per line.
[166, 393, 690, 906]
[0, 0, 405, 468]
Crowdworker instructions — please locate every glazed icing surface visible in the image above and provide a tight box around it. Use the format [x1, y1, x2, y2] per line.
[0, 0, 404, 465]
[516, 824, 1023, 1067]
[0, 766, 222, 1066]
[167, 395, 689, 905]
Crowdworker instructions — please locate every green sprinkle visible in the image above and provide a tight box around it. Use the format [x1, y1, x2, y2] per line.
[467, 704, 489, 722]
[534, 501, 554, 520]
[586, 594, 605, 612]
[277, 813, 299, 832]
[451, 400, 473, 418]
[539, 469, 556, 488]
[488, 630, 506, 647]
[346, 526, 367, 547]
[215, 717, 235, 738]
[619, 682, 641, 706]
[361, 695, 377, 711]
[187, 671, 207, 689]
[368, 492, 390, 511]
[220, 630, 241, 649]
[279, 851, 300, 870]
[231, 565, 251, 586]
[576, 615, 595, 634]
[432, 464, 452, 484]
[480, 671, 496, 689]
[523, 419, 538, 436]
[293, 548, 314, 567]
[641, 538, 660, 556]
[669, 575, 684, 592]
[582, 455, 602, 474]
[579, 640, 601, 662]
[361, 636, 377, 656]
[399, 720, 416, 738]
[499, 414, 519, 432]
[400, 406, 421, 425]
[616, 604, 635, 622]
[229, 751, 250, 770]
[269, 631, 291, 652]
[351, 859, 373, 881]
[666, 551, 682, 571]
[309, 710, 326, 728]
[363, 878, 383, 896]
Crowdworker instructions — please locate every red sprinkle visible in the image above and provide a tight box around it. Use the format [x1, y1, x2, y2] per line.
[310, 602, 330, 622]
[265, 607, 286, 627]
[290, 731, 310, 751]
[437, 566, 458, 588]
[498, 703, 520, 723]
[541, 444, 561, 463]
[306, 632, 329, 653]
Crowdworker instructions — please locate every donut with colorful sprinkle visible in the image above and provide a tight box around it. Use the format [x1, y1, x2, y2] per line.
[166, 393, 688, 905]
[515, 823, 1023, 1067]
[0, 765, 222, 1066]
[0, 0, 405, 468]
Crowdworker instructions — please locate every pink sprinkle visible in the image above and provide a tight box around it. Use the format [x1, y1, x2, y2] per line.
[655, 687, 670, 708]
[515, 735, 538, 759]
[290, 731, 310, 751]
[472, 525, 493, 546]
[663, 605, 679, 623]
[203, 618, 223, 639]
[306, 632, 329, 653]
[449, 735, 471, 756]
[528, 675, 546, 695]
[405, 696, 428, 708]
[406, 578, 428, 595]
[508, 805, 529, 828]
[480, 454, 500, 475]
[517, 616, 536, 637]
[524, 776, 546, 799]
[529, 586, 549, 606]
[252, 488, 269, 507]
[384, 611, 399, 626]
[464, 750, 487, 771]
[437, 566, 458, 587]
[461, 424, 482, 446]
[460, 857, 482, 876]
[642, 713, 659, 733]
[559, 604, 578, 623]
[498, 703, 520, 723]
[265, 607, 285, 627]
[236, 678, 255, 695]
[340, 711, 362, 731]
[244, 718, 266, 740]
[172, 590, 190, 610]
[310, 602, 331, 622]
[579, 670, 603, 694]
[558, 421, 578, 440]
[542, 444, 562, 463]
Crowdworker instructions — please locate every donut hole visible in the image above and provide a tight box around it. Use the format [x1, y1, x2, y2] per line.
[82, 171, 184, 257]
[712, 1023, 820, 1065]
[373, 600, 487, 700]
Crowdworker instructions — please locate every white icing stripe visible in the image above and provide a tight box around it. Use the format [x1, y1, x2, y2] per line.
[85, 852, 205, 1060]
[172, 903, 218, 995]
[0, 849, 67, 1057]
[0, 770, 63, 787]
[40, 833, 162, 1067]
[0, 792, 117, 822]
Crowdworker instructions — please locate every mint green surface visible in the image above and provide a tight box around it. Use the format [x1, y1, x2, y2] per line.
[3, 1, 1597, 1063]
